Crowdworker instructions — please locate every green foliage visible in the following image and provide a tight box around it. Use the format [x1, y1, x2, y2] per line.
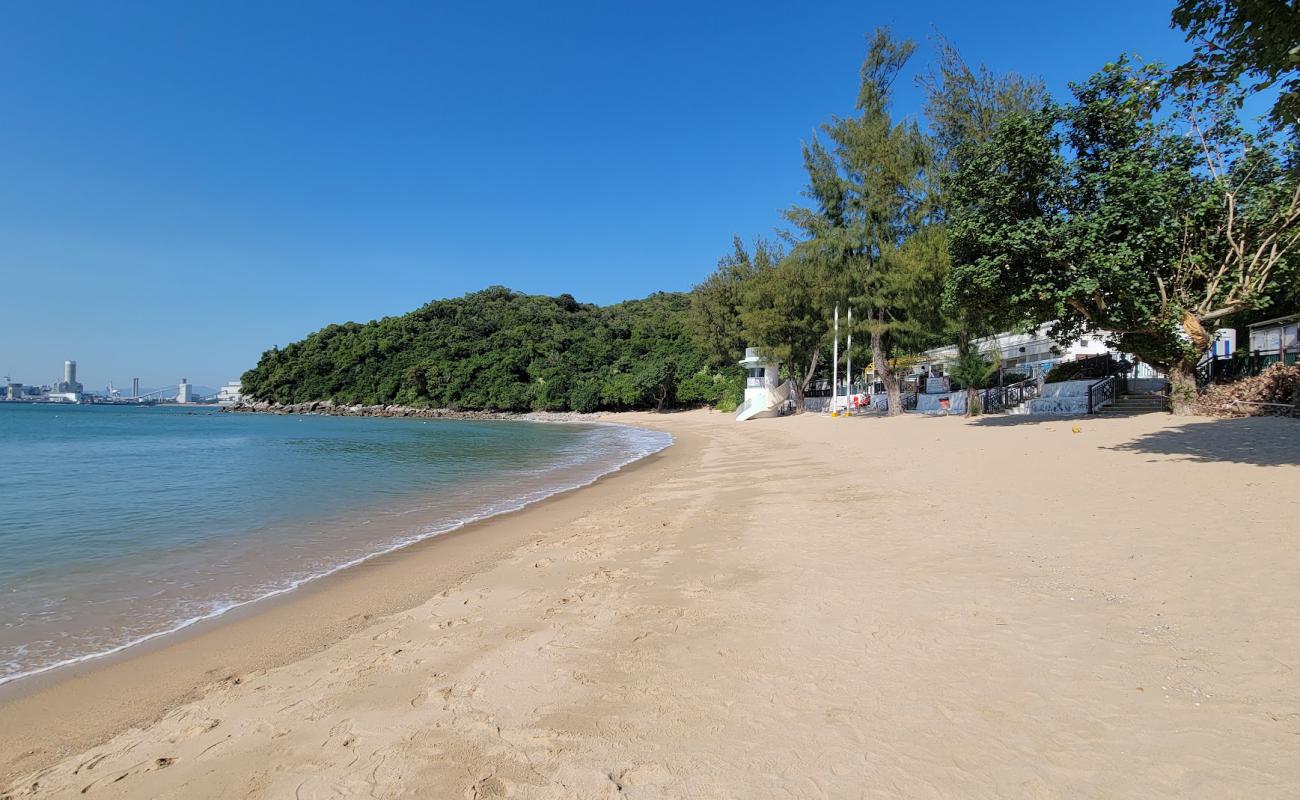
[676, 367, 743, 408]
[921, 33, 1048, 183]
[240, 287, 731, 412]
[689, 237, 782, 366]
[779, 28, 947, 413]
[713, 392, 741, 414]
[921, 34, 1048, 351]
[1171, 0, 1300, 138]
[737, 254, 835, 395]
[944, 57, 1300, 375]
[1044, 361, 1092, 383]
[946, 340, 999, 390]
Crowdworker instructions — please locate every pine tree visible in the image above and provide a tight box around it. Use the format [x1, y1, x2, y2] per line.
[785, 28, 944, 415]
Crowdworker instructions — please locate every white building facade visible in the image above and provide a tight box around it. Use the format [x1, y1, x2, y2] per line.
[920, 324, 1114, 378]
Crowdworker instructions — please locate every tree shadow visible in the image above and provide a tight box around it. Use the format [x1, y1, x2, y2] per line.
[1108, 417, 1300, 467]
[969, 414, 1085, 427]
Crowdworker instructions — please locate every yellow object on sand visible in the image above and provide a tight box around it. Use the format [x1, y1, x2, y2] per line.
[1072, 425, 1081, 433]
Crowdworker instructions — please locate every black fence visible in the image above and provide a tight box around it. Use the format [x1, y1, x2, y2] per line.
[980, 378, 1041, 413]
[1197, 352, 1298, 388]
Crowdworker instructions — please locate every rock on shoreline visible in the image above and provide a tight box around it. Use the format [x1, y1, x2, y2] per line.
[223, 400, 605, 423]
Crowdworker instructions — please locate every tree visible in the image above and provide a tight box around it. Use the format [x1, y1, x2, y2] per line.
[921, 33, 1048, 180]
[784, 28, 944, 416]
[1171, 0, 1300, 137]
[946, 339, 999, 416]
[738, 255, 834, 410]
[240, 287, 730, 413]
[922, 35, 1048, 356]
[689, 237, 782, 366]
[946, 58, 1300, 413]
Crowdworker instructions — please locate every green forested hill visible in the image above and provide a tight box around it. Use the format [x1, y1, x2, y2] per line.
[240, 287, 740, 412]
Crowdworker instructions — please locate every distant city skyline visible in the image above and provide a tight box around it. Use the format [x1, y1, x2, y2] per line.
[2, 355, 215, 399]
[2, 1, 1205, 390]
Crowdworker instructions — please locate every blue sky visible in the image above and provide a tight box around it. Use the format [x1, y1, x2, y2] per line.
[2, 0, 1198, 390]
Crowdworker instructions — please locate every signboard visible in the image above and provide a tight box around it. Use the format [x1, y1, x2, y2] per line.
[925, 376, 950, 394]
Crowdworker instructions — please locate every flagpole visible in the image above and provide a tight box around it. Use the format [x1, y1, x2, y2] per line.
[831, 305, 839, 414]
[846, 306, 852, 414]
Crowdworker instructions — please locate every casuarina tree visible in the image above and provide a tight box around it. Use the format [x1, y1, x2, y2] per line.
[785, 28, 944, 415]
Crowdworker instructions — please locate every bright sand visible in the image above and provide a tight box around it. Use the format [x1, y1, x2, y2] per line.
[2, 410, 1297, 798]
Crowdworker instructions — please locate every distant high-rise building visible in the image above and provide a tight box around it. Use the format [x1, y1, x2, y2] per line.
[55, 359, 83, 395]
[132, 378, 140, 398]
[177, 378, 193, 404]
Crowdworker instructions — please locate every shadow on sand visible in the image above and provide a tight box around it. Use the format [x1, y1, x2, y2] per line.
[969, 414, 1086, 427]
[1107, 416, 1300, 467]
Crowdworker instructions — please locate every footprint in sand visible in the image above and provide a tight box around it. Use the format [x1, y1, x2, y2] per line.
[615, 763, 672, 789]
[171, 718, 221, 743]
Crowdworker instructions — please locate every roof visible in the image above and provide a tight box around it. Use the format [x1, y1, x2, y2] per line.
[1247, 313, 1299, 329]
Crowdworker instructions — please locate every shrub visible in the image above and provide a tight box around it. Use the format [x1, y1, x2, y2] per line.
[1044, 360, 1089, 383]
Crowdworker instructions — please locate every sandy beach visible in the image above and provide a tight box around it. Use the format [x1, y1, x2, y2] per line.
[3, 409, 1298, 798]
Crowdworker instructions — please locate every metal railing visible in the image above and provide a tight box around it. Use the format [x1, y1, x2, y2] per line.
[1087, 375, 1117, 414]
[979, 378, 1042, 413]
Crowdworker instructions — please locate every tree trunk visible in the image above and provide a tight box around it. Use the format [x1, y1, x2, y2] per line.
[1179, 311, 1213, 352]
[1169, 311, 1210, 416]
[1168, 358, 1199, 415]
[870, 327, 902, 416]
[793, 350, 819, 415]
[965, 386, 980, 417]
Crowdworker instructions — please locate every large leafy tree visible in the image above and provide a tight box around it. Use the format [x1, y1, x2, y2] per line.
[947, 58, 1300, 413]
[923, 36, 1047, 354]
[1171, 0, 1300, 137]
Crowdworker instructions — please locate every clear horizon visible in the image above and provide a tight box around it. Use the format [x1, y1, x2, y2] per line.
[2, 1, 1200, 390]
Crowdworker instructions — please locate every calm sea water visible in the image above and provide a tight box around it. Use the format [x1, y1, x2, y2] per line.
[0, 404, 669, 685]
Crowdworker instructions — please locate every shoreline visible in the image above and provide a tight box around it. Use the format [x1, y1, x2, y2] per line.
[223, 399, 618, 422]
[0, 417, 671, 692]
[0, 415, 685, 783]
[6, 410, 1299, 797]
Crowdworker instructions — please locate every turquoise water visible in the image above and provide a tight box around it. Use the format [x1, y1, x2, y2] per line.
[0, 404, 669, 685]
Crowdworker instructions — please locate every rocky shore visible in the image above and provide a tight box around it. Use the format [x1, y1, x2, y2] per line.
[223, 399, 605, 423]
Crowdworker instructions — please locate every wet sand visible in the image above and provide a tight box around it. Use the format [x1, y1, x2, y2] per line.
[3, 410, 1298, 798]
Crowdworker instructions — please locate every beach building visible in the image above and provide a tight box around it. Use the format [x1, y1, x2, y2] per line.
[824, 323, 1175, 416]
[216, 381, 244, 407]
[734, 348, 792, 421]
[919, 324, 1114, 377]
[1247, 314, 1299, 363]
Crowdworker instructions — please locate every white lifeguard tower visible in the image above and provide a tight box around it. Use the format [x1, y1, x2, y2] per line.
[735, 347, 789, 421]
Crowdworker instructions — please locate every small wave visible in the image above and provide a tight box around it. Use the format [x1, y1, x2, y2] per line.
[0, 422, 670, 687]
